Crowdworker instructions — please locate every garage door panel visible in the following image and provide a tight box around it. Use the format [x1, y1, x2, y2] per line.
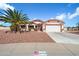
[46, 26, 60, 32]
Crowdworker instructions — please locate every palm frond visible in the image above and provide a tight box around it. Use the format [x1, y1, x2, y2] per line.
[0, 8, 29, 24]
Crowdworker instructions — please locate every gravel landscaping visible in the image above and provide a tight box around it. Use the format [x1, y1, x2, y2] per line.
[0, 31, 55, 44]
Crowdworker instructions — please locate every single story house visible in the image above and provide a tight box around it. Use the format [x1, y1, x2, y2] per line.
[19, 19, 64, 32]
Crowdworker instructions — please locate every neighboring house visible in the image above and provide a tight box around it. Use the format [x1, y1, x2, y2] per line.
[64, 27, 79, 32]
[19, 19, 64, 32]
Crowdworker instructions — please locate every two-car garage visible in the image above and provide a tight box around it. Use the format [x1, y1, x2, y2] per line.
[43, 19, 64, 32]
[46, 25, 60, 32]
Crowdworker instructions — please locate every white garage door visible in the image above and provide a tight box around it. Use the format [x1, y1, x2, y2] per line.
[46, 25, 60, 32]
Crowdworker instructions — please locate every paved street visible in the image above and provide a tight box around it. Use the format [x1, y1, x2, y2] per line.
[47, 32, 79, 44]
[0, 43, 79, 56]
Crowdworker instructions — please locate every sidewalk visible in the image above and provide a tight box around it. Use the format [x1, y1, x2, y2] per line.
[0, 43, 79, 56]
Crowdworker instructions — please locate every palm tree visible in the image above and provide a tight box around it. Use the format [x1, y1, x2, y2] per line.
[0, 8, 29, 32]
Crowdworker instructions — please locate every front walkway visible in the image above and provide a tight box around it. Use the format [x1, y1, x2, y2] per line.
[47, 32, 79, 44]
[0, 43, 79, 56]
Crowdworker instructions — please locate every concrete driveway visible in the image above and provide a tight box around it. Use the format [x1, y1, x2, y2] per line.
[47, 32, 79, 44]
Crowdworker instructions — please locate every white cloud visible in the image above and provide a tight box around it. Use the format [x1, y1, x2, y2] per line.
[55, 14, 65, 20]
[76, 7, 79, 15]
[68, 7, 79, 19]
[55, 13, 66, 20]
[50, 14, 66, 20]
[51, 6, 79, 20]
[50, 18, 54, 19]
[0, 3, 14, 10]
[33, 18, 38, 20]
[68, 13, 77, 19]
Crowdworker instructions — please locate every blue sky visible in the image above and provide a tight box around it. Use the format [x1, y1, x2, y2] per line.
[0, 3, 79, 27]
